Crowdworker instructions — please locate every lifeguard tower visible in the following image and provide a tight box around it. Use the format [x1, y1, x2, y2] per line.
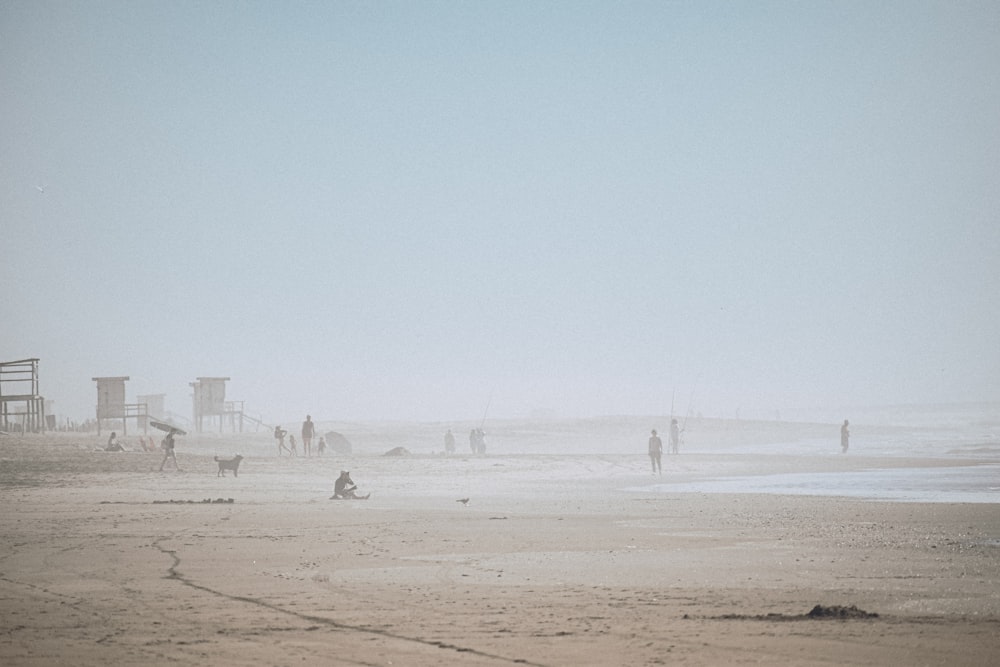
[92, 376, 149, 436]
[0, 358, 46, 433]
[136, 394, 166, 430]
[190, 377, 247, 433]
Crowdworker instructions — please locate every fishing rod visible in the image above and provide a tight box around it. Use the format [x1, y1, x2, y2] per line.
[682, 382, 697, 432]
[479, 390, 493, 430]
[680, 373, 703, 445]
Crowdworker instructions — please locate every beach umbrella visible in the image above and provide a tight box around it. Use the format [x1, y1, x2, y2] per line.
[149, 419, 187, 436]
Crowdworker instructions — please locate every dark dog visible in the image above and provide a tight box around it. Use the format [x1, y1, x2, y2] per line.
[214, 455, 244, 477]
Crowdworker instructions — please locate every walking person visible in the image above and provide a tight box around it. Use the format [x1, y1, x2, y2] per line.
[274, 425, 289, 456]
[841, 419, 850, 454]
[648, 429, 663, 475]
[158, 429, 178, 471]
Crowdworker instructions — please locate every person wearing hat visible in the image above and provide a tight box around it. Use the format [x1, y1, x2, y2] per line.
[648, 428, 663, 475]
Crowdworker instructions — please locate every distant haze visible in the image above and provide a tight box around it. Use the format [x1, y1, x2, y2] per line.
[2, 2, 998, 423]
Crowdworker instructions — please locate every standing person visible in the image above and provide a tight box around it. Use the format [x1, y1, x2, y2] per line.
[841, 419, 850, 454]
[274, 425, 289, 456]
[288, 434, 298, 457]
[444, 429, 455, 454]
[301, 415, 315, 457]
[317, 436, 326, 457]
[158, 429, 178, 471]
[469, 429, 477, 454]
[669, 418, 680, 455]
[648, 429, 663, 475]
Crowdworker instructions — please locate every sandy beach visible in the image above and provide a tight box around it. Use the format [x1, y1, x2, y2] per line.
[1, 417, 998, 666]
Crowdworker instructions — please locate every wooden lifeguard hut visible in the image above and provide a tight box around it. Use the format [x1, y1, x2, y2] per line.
[92, 376, 149, 436]
[190, 377, 246, 433]
[0, 358, 46, 433]
[136, 394, 166, 430]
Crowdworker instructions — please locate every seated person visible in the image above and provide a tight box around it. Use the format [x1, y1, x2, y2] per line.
[105, 432, 125, 452]
[330, 471, 369, 499]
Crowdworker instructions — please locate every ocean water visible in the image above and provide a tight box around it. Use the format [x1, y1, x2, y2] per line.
[626, 403, 1000, 503]
[642, 464, 1000, 504]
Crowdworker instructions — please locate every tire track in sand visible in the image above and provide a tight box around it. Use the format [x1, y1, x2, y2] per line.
[152, 535, 545, 666]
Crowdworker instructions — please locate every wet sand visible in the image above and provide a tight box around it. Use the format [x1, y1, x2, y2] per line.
[1, 430, 998, 666]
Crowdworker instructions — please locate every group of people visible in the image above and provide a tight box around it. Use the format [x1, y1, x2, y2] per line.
[647, 419, 682, 474]
[648, 418, 851, 472]
[440, 428, 489, 455]
[469, 428, 486, 455]
[105, 432, 159, 452]
[104, 430, 179, 471]
[441, 428, 487, 455]
[274, 415, 326, 457]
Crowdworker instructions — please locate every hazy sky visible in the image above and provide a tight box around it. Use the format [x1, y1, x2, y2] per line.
[3, 1, 998, 424]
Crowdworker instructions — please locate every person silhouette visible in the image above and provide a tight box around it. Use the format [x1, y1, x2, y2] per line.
[105, 432, 124, 452]
[648, 429, 663, 475]
[274, 425, 289, 456]
[301, 415, 315, 457]
[669, 419, 680, 455]
[158, 429, 178, 470]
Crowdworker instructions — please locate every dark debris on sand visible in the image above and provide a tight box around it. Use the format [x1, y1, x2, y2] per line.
[151, 498, 235, 504]
[698, 604, 878, 621]
[806, 604, 878, 619]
